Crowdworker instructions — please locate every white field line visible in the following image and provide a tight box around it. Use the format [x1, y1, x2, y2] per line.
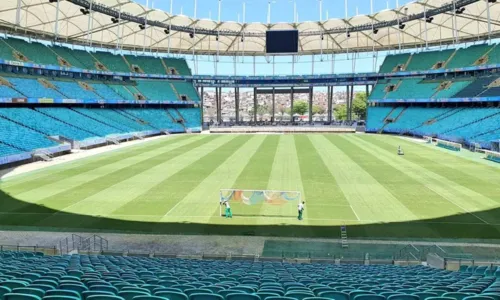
[350, 205, 361, 221]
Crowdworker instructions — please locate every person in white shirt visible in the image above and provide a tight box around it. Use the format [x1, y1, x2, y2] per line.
[298, 201, 305, 220]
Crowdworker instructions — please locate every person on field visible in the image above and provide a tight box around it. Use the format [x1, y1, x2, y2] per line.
[223, 201, 232, 218]
[298, 201, 305, 220]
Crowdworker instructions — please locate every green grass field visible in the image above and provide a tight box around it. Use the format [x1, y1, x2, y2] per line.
[0, 133, 499, 239]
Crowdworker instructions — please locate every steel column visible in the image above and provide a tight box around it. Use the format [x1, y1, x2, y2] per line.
[327, 86, 333, 123]
[308, 86, 313, 124]
[290, 87, 294, 122]
[253, 87, 258, 122]
[346, 85, 350, 122]
[350, 84, 354, 121]
[200, 86, 204, 125]
[215, 87, 219, 123]
[235, 87, 240, 123]
[272, 87, 275, 123]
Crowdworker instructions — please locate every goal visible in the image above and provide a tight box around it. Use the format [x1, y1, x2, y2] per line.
[219, 189, 301, 218]
[484, 150, 500, 163]
[435, 139, 461, 151]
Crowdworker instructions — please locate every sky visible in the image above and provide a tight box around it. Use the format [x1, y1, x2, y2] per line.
[133, 0, 416, 24]
[127, 0, 418, 76]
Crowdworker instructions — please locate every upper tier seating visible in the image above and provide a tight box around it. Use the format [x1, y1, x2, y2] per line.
[446, 44, 492, 69]
[0, 38, 197, 75]
[7, 78, 63, 99]
[4, 38, 60, 66]
[378, 53, 411, 73]
[164, 58, 192, 75]
[172, 81, 200, 101]
[51, 45, 88, 69]
[0, 116, 57, 151]
[64, 48, 99, 69]
[0, 252, 497, 300]
[136, 80, 178, 100]
[405, 49, 454, 71]
[125, 55, 168, 74]
[0, 108, 95, 141]
[36, 107, 121, 137]
[0, 39, 16, 61]
[92, 51, 131, 73]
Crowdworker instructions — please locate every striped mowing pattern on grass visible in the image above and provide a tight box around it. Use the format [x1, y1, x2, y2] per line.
[0, 134, 499, 239]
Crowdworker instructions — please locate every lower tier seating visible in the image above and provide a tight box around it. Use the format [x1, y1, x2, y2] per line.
[0, 252, 497, 300]
[367, 106, 500, 149]
[0, 107, 201, 159]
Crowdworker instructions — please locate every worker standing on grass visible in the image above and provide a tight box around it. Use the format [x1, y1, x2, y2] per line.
[298, 201, 305, 220]
[224, 201, 232, 218]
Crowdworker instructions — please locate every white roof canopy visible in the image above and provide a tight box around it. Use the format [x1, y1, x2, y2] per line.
[1, 0, 500, 56]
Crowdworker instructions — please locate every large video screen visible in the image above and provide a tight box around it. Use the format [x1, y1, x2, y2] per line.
[266, 30, 299, 54]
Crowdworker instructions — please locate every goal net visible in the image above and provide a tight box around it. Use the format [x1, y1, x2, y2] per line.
[219, 189, 301, 218]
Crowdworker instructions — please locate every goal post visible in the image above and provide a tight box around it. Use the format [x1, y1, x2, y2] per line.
[219, 189, 302, 218]
[423, 136, 433, 144]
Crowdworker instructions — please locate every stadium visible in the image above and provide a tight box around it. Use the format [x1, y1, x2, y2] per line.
[0, 0, 499, 297]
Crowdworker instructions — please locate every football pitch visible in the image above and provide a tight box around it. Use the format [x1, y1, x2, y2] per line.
[0, 133, 499, 240]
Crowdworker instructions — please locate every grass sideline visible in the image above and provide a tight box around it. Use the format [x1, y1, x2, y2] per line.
[0, 133, 499, 239]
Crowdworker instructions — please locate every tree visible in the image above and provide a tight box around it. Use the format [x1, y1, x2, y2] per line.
[353, 92, 368, 120]
[292, 100, 308, 115]
[334, 104, 347, 121]
[312, 105, 325, 115]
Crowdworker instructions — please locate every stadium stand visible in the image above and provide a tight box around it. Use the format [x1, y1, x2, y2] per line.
[0, 252, 496, 300]
[7, 77, 63, 99]
[0, 143, 20, 156]
[445, 44, 492, 69]
[135, 80, 178, 100]
[36, 107, 122, 136]
[92, 51, 131, 73]
[0, 116, 57, 151]
[125, 55, 168, 74]
[121, 108, 185, 132]
[0, 38, 16, 61]
[52, 81, 97, 99]
[368, 106, 500, 148]
[385, 79, 438, 99]
[378, 53, 411, 73]
[0, 108, 96, 141]
[172, 81, 200, 101]
[405, 49, 454, 71]
[452, 77, 498, 98]
[3, 38, 60, 66]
